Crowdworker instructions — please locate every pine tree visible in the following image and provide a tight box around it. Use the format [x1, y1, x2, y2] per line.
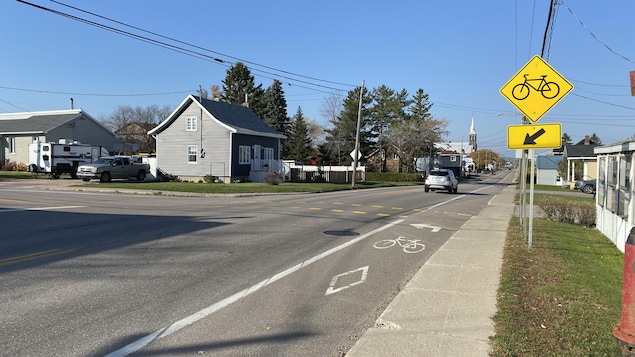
[262, 80, 290, 156]
[324, 86, 371, 165]
[384, 88, 446, 172]
[287, 107, 313, 162]
[409, 88, 433, 122]
[369, 85, 410, 171]
[221, 62, 266, 117]
[590, 133, 602, 145]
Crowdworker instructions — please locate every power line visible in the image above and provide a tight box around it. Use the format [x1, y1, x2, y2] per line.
[0, 85, 193, 97]
[16, 0, 356, 93]
[49, 0, 357, 89]
[561, 1, 635, 64]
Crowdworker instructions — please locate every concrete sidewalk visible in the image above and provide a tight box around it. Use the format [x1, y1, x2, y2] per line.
[346, 182, 516, 356]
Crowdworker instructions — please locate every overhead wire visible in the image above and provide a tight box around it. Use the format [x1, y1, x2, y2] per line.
[49, 0, 356, 89]
[561, 1, 635, 64]
[16, 0, 356, 94]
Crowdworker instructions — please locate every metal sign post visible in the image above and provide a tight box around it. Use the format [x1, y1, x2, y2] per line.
[500, 56, 573, 247]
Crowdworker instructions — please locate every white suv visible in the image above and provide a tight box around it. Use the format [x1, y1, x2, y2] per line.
[424, 169, 458, 193]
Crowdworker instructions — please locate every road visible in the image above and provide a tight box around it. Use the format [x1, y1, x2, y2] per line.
[0, 173, 511, 356]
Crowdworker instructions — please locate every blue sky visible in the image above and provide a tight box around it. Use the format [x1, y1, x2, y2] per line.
[2, 1, 635, 158]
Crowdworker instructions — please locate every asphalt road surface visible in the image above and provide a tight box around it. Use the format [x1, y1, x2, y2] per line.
[0, 173, 512, 356]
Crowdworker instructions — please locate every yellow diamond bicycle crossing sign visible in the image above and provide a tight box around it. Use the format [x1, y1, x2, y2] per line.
[500, 55, 573, 122]
[507, 123, 562, 149]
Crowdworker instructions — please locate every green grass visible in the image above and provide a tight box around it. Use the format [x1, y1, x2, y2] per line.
[519, 183, 573, 192]
[80, 180, 418, 193]
[491, 205, 623, 356]
[0, 171, 419, 193]
[0, 171, 36, 180]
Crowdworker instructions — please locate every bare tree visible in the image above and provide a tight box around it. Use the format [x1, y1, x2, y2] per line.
[101, 104, 172, 152]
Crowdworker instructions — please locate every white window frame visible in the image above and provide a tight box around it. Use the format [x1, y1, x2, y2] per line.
[187, 145, 198, 163]
[8, 137, 16, 154]
[186, 117, 197, 131]
[239, 145, 251, 165]
[263, 147, 274, 161]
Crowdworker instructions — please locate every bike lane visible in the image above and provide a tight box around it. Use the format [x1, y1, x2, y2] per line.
[111, 183, 501, 356]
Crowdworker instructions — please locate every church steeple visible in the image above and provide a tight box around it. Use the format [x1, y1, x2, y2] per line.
[468, 116, 477, 151]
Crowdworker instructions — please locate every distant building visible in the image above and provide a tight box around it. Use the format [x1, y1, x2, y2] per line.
[0, 109, 115, 166]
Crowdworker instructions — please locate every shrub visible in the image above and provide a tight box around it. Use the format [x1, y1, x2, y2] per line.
[535, 197, 596, 227]
[365, 172, 424, 182]
[1, 160, 18, 171]
[15, 162, 28, 171]
[264, 171, 283, 185]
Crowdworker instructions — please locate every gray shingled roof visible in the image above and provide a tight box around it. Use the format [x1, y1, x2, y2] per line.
[0, 112, 80, 134]
[565, 143, 598, 158]
[195, 96, 283, 136]
[149, 95, 285, 138]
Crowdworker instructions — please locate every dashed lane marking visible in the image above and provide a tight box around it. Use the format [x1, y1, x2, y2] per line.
[0, 249, 74, 266]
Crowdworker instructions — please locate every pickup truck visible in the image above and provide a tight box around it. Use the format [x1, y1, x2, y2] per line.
[76, 156, 150, 182]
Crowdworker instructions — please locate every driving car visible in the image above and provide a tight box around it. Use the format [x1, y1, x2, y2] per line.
[424, 169, 458, 193]
[574, 179, 596, 194]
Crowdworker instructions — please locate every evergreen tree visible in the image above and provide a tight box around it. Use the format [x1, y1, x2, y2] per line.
[221, 62, 266, 118]
[324, 86, 372, 165]
[590, 133, 602, 145]
[409, 88, 433, 122]
[385, 88, 446, 172]
[261, 80, 290, 156]
[287, 107, 312, 162]
[369, 85, 410, 171]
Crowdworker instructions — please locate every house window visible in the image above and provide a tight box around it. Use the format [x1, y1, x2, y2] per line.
[8, 137, 16, 154]
[187, 145, 197, 163]
[186, 117, 197, 131]
[239, 145, 251, 164]
[393, 153, 399, 160]
[263, 147, 274, 160]
[450, 155, 457, 162]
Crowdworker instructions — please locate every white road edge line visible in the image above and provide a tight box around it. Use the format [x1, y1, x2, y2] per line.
[0, 206, 85, 213]
[104, 219, 405, 357]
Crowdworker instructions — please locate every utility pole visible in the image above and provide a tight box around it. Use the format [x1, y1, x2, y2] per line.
[352, 80, 364, 188]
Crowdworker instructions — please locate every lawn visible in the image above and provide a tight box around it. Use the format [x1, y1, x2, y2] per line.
[0, 171, 419, 193]
[491, 194, 623, 356]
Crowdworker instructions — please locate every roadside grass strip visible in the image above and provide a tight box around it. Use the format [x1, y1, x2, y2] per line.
[491, 217, 623, 356]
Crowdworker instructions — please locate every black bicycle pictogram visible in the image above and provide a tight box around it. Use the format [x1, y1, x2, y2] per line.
[511, 74, 560, 100]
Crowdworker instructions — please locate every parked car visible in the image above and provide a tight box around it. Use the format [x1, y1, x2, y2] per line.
[77, 155, 150, 182]
[574, 179, 596, 194]
[424, 169, 458, 193]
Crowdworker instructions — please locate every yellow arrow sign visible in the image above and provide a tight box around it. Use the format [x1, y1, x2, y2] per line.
[500, 56, 573, 122]
[507, 123, 562, 149]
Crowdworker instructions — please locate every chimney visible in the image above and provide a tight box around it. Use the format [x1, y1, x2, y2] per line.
[70, 98, 74, 109]
[584, 135, 590, 145]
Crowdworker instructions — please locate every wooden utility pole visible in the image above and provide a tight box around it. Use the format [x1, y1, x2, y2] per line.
[352, 80, 364, 187]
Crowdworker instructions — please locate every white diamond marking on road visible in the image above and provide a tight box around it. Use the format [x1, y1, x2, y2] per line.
[410, 223, 441, 232]
[325, 266, 369, 296]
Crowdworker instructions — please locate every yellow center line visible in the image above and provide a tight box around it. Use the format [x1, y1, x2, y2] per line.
[376, 213, 390, 217]
[352, 211, 367, 215]
[0, 249, 74, 266]
[399, 215, 409, 219]
[309, 207, 323, 211]
[351, 204, 362, 207]
[458, 213, 473, 217]
[391, 207, 403, 211]
[330, 209, 344, 213]
[371, 205, 384, 208]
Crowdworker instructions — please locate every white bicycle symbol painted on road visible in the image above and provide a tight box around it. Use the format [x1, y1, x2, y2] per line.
[373, 236, 426, 254]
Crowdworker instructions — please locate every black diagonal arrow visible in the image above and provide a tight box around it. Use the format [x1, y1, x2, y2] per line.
[523, 128, 546, 145]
